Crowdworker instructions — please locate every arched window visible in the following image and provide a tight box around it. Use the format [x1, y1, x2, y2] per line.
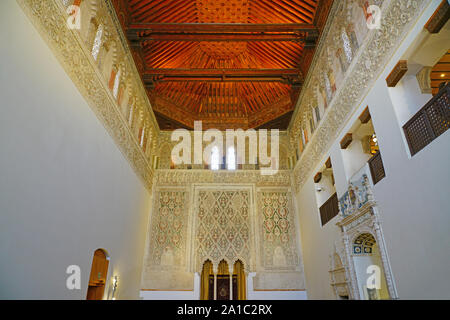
[309, 117, 315, 133]
[113, 69, 121, 99]
[139, 125, 146, 147]
[227, 146, 236, 170]
[211, 146, 220, 170]
[353, 233, 376, 255]
[91, 24, 103, 61]
[324, 72, 332, 101]
[128, 101, 135, 126]
[314, 106, 321, 124]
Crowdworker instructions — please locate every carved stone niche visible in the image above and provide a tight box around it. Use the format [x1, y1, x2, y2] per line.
[416, 66, 433, 94]
[335, 166, 398, 300]
[329, 250, 350, 300]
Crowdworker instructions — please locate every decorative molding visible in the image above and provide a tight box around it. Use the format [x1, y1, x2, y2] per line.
[252, 289, 306, 292]
[290, 0, 429, 192]
[17, 0, 160, 191]
[140, 289, 194, 292]
[154, 170, 292, 187]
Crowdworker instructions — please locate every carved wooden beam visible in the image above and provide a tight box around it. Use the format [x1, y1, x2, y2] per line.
[359, 106, 371, 124]
[143, 68, 303, 84]
[425, 0, 450, 34]
[325, 157, 332, 169]
[340, 133, 353, 149]
[314, 172, 322, 183]
[131, 33, 314, 43]
[386, 60, 408, 87]
[126, 23, 318, 45]
[127, 23, 319, 33]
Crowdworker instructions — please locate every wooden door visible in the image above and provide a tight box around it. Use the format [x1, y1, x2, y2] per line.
[216, 275, 230, 300]
[86, 249, 109, 300]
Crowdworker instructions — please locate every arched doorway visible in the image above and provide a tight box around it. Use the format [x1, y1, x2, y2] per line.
[86, 248, 109, 300]
[352, 233, 389, 300]
[233, 260, 246, 300]
[200, 260, 213, 300]
[200, 260, 246, 300]
[216, 260, 231, 300]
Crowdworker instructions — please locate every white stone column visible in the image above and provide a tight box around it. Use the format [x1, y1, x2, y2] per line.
[229, 266, 234, 300]
[371, 208, 399, 299]
[213, 274, 217, 300]
[343, 233, 360, 300]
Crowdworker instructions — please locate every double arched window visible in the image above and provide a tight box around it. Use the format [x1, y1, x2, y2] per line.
[210, 146, 236, 170]
[91, 24, 103, 61]
[210, 147, 220, 171]
[227, 146, 236, 170]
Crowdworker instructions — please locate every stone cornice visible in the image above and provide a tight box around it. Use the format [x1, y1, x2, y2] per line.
[289, 0, 429, 192]
[17, 0, 156, 191]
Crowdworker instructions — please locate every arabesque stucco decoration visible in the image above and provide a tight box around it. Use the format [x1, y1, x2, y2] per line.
[148, 190, 189, 267]
[141, 171, 305, 290]
[289, 0, 429, 191]
[194, 189, 253, 272]
[257, 191, 300, 269]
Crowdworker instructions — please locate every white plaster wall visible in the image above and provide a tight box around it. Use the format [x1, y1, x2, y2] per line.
[0, 1, 151, 299]
[140, 273, 200, 300]
[388, 73, 433, 126]
[140, 291, 197, 300]
[247, 273, 307, 300]
[140, 272, 308, 300]
[340, 140, 371, 180]
[294, 0, 450, 299]
[295, 172, 342, 300]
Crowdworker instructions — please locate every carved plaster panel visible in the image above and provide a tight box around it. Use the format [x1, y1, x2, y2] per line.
[192, 187, 255, 273]
[256, 191, 300, 270]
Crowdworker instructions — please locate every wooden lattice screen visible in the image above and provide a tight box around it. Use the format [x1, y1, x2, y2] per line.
[320, 193, 339, 226]
[368, 151, 386, 185]
[403, 83, 450, 156]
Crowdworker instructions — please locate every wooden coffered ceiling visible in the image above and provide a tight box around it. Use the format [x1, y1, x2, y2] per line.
[112, 0, 333, 130]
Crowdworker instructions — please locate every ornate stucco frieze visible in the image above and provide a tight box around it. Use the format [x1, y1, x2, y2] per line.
[154, 170, 292, 187]
[289, 0, 429, 192]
